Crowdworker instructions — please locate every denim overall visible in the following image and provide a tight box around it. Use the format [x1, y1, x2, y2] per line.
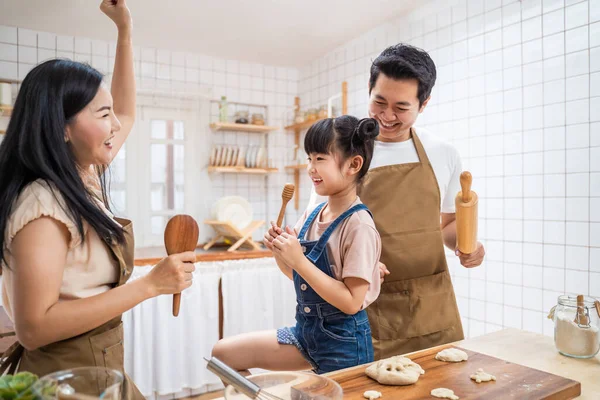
[276, 202, 374, 374]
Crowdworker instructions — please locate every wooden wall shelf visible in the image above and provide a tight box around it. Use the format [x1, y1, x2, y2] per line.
[284, 118, 326, 132]
[285, 164, 308, 170]
[210, 122, 279, 133]
[208, 166, 278, 174]
[0, 105, 13, 117]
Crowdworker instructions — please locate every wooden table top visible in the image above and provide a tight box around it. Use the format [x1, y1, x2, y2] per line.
[209, 328, 599, 399]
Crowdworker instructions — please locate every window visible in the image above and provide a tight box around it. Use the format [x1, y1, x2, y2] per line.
[109, 144, 127, 216]
[149, 119, 186, 236]
[125, 99, 207, 248]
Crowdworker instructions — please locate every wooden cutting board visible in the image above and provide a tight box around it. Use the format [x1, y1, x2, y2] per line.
[327, 344, 581, 400]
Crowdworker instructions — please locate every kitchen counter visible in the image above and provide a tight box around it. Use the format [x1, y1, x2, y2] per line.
[134, 245, 272, 265]
[209, 328, 599, 399]
[453, 328, 599, 399]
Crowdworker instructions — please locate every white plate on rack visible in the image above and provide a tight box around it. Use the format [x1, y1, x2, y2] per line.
[209, 147, 217, 166]
[230, 147, 239, 167]
[250, 147, 258, 168]
[255, 147, 264, 169]
[214, 146, 222, 166]
[211, 196, 253, 230]
[245, 146, 253, 168]
[224, 146, 232, 166]
[236, 148, 245, 167]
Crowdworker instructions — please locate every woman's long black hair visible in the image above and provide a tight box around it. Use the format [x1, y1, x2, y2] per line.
[0, 59, 125, 267]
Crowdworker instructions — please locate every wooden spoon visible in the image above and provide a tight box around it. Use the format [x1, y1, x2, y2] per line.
[164, 215, 199, 317]
[276, 184, 295, 228]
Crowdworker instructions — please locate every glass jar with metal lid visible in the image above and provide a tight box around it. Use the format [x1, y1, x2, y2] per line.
[549, 295, 600, 359]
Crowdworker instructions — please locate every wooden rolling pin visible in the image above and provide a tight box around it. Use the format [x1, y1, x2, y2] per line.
[455, 171, 478, 254]
[164, 214, 199, 317]
[276, 183, 295, 227]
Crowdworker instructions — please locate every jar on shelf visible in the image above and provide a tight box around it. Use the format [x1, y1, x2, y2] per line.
[306, 108, 318, 122]
[251, 113, 265, 125]
[330, 105, 338, 118]
[234, 111, 249, 124]
[318, 105, 328, 119]
[549, 295, 600, 359]
[294, 110, 305, 125]
[218, 96, 228, 123]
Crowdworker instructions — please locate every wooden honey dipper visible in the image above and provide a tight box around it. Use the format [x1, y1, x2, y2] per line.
[455, 171, 479, 254]
[164, 214, 199, 317]
[276, 183, 295, 227]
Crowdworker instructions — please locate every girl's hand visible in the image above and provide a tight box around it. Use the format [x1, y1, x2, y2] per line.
[100, 0, 132, 30]
[144, 252, 196, 297]
[272, 227, 304, 268]
[263, 221, 283, 251]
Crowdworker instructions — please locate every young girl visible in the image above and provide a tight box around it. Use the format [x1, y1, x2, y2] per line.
[212, 115, 382, 374]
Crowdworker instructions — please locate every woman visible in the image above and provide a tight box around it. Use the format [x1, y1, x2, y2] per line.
[0, 1, 195, 397]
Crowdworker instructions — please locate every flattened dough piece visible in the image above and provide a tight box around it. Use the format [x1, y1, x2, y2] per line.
[365, 356, 425, 386]
[363, 390, 382, 400]
[470, 368, 496, 383]
[435, 348, 468, 362]
[431, 388, 459, 399]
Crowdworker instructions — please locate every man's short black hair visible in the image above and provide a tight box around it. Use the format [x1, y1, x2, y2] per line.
[369, 43, 437, 107]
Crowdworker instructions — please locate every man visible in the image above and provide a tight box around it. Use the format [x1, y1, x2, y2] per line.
[309, 43, 485, 359]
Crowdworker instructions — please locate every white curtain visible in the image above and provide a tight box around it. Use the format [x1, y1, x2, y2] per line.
[123, 257, 296, 399]
[123, 262, 222, 398]
[221, 258, 296, 338]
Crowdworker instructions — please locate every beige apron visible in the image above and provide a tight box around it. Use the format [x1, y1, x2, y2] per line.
[0, 218, 144, 400]
[359, 130, 464, 360]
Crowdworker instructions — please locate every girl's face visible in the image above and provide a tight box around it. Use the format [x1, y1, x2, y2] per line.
[307, 150, 363, 197]
[65, 84, 121, 170]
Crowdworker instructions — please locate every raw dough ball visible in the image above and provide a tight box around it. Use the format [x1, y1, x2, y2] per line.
[435, 348, 468, 363]
[363, 390, 382, 400]
[470, 368, 496, 383]
[431, 388, 459, 399]
[365, 356, 424, 386]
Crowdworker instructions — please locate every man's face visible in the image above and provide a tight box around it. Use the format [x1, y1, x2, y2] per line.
[368, 73, 430, 142]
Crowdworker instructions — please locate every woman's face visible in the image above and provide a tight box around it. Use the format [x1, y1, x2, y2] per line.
[65, 84, 121, 169]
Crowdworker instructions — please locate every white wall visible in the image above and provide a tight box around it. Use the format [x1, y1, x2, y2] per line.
[0, 26, 301, 244]
[298, 0, 600, 338]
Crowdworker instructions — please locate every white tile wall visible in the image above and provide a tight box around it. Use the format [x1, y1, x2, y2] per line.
[298, 0, 599, 338]
[1, 0, 598, 340]
[0, 25, 300, 244]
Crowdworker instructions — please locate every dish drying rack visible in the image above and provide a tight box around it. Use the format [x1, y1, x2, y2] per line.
[203, 220, 265, 252]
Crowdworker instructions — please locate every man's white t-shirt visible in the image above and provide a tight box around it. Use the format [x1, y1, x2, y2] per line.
[308, 126, 462, 214]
